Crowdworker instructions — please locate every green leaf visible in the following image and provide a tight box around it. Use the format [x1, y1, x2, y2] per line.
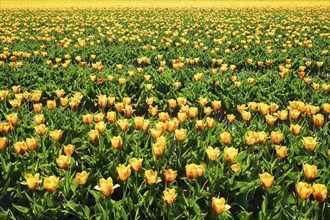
[13, 205, 29, 214]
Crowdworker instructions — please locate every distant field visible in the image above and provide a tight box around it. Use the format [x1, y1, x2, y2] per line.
[1, 0, 329, 9]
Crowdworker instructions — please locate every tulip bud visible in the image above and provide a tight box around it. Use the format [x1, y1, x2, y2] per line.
[259, 172, 274, 189]
[43, 176, 59, 193]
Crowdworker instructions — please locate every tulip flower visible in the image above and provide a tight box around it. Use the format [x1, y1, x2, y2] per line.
[144, 170, 161, 185]
[94, 113, 104, 123]
[0, 137, 8, 151]
[220, 132, 232, 145]
[88, 129, 99, 142]
[75, 171, 89, 185]
[106, 111, 117, 123]
[14, 141, 27, 155]
[313, 114, 324, 127]
[163, 169, 177, 183]
[205, 146, 220, 161]
[26, 138, 38, 150]
[270, 131, 283, 144]
[290, 124, 302, 135]
[46, 100, 56, 110]
[56, 155, 71, 169]
[224, 147, 238, 163]
[130, 158, 143, 172]
[35, 124, 47, 136]
[43, 176, 59, 193]
[303, 164, 317, 180]
[295, 182, 312, 200]
[212, 197, 231, 214]
[116, 164, 131, 181]
[111, 136, 123, 150]
[82, 114, 93, 125]
[163, 188, 177, 205]
[94, 177, 120, 196]
[21, 173, 42, 189]
[35, 114, 45, 125]
[302, 137, 317, 151]
[230, 164, 240, 173]
[312, 184, 328, 202]
[63, 144, 75, 156]
[7, 113, 18, 126]
[275, 145, 287, 159]
[259, 172, 274, 189]
[50, 130, 62, 141]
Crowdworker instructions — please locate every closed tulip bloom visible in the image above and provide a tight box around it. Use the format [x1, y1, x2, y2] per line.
[94, 113, 104, 123]
[124, 105, 135, 117]
[163, 188, 177, 205]
[176, 97, 187, 107]
[55, 89, 64, 98]
[163, 169, 177, 183]
[35, 114, 45, 125]
[196, 120, 205, 131]
[106, 111, 116, 123]
[47, 100, 56, 110]
[259, 172, 274, 189]
[144, 170, 161, 185]
[312, 184, 328, 202]
[21, 173, 41, 189]
[107, 96, 116, 105]
[60, 97, 69, 107]
[116, 164, 131, 181]
[32, 90, 42, 102]
[148, 105, 158, 116]
[166, 120, 177, 132]
[270, 131, 283, 144]
[196, 164, 205, 177]
[230, 163, 240, 172]
[258, 103, 269, 115]
[63, 144, 75, 156]
[241, 111, 251, 122]
[10, 99, 21, 109]
[303, 164, 317, 180]
[206, 117, 215, 128]
[95, 121, 106, 133]
[175, 128, 186, 141]
[185, 163, 199, 179]
[7, 113, 18, 126]
[227, 114, 235, 123]
[323, 103, 330, 114]
[290, 124, 302, 135]
[265, 114, 277, 126]
[167, 99, 177, 110]
[257, 132, 267, 145]
[269, 102, 278, 112]
[206, 146, 220, 161]
[152, 142, 165, 158]
[94, 177, 120, 196]
[177, 112, 187, 123]
[75, 171, 89, 185]
[188, 107, 198, 119]
[35, 124, 47, 136]
[204, 107, 212, 116]
[246, 131, 258, 146]
[0, 137, 8, 151]
[130, 158, 143, 172]
[224, 147, 238, 163]
[33, 103, 42, 112]
[150, 129, 162, 140]
[277, 110, 288, 121]
[56, 155, 71, 169]
[134, 117, 144, 129]
[302, 137, 317, 151]
[248, 102, 258, 111]
[50, 130, 62, 141]
[296, 182, 312, 200]
[98, 95, 107, 108]
[88, 130, 99, 142]
[220, 132, 232, 145]
[122, 97, 131, 106]
[313, 114, 324, 127]
[43, 176, 59, 193]
[290, 109, 300, 120]
[83, 114, 93, 125]
[26, 138, 38, 150]
[117, 119, 129, 131]
[14, 141, 27, 155]
[275, 145, 287, 159]
[198, 97, 207, 107]
[156, 122, 166, 133]
[111, 136, 123, 150]
[158, 112, 169, 122]
[212, 197, 231, 214]
[12, 85, 21, 94]
[212, 100, 221, 111]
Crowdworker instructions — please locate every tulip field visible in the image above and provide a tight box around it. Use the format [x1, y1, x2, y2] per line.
[0, 0, 329, 219]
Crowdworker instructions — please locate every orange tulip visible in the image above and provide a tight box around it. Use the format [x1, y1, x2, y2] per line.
[312, 184, 328, 202]
[111, 136, 123, 150]
[83, 114, 93, 125]
[94, 177, 120, 196]
[21, 173, 41, 189]
[88, 129, 99, 142]
[43, 176, 59, 193]
[144, 170, 161, 185]
[270, 131, 283, 144]
[130, 158, 143, 172]
[35, 124, 47, 136]
[14, 141, 27, 155]
[75, 171, 89, 185]
[220, 132, 232, 145]
[116, 164, 131, 181]
[205, 146, 220, 161]
[212, 197, 231, 214]
[50, 130, 62, 141]
[302, 137, 317, 151]
[295, 182, 312, 200]
[224, 147, 238, 163]
[63, 144, 75, 156]
[163, 188, 177, 205]
[0, 137, 8, 151]
[275, 145, 287, 159]
[163, 169, 177, 183]
[303, 164, 317, 180]
[259, 172, 274, 189]
[56, 155, 71, 169]
[26, 138, 38, 150]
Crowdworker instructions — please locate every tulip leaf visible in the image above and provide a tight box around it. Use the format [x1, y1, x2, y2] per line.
[13, 205, 29, 214]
